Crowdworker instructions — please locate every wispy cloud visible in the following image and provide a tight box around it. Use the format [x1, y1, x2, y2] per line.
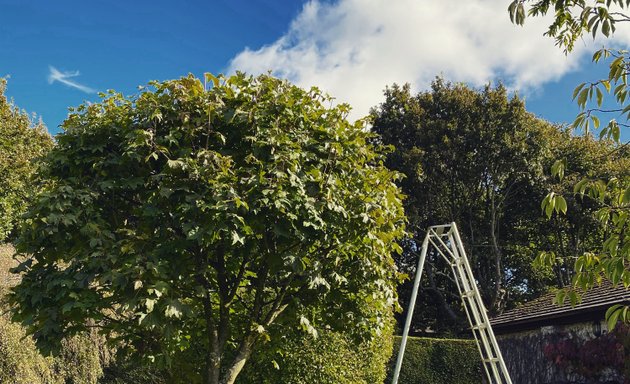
[47, 66, 95, 93]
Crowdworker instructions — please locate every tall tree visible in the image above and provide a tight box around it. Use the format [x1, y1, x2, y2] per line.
[509, 0, 630, 327]
[370, 79, 621, 333]
[9, 73, 406, 384]
[0, 79, 53, 242]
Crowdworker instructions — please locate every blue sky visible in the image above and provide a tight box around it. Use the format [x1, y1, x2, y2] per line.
[1, 0, 627, 139]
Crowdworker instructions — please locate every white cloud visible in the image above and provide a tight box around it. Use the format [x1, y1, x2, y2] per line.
[228, 0, 624, 121]
[48, 66, 95, 93]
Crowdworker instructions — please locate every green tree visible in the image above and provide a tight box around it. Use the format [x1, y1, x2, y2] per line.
[371, 79, 553, 329]
[509, 0, 630, 327]
[9, 73, 406, 384]
[0, 79, 53, 242]
[370, 79, 621, 333]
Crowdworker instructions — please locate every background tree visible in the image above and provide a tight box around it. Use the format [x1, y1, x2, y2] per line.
[0, 79, 53, 242]
[9, 73, 406, 384]
[370, 78, 624, 334]
[509, 0, 630, 327]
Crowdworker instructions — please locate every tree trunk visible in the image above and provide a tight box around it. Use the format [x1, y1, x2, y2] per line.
[220, 336, 255, 384]
[204, 301, 221, 384]
[489, 193, 504, 314]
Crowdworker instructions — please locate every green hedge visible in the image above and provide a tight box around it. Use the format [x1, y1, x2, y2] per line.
[0, 311, 102, 384]
[386, 336, 482, 384]
[238, 327, 394, 384]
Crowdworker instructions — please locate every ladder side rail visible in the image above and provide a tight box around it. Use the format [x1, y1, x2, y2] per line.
[451, 224, 513, 384]
[448, 232, 502, 383]
[391, 233, 431, 384]
[451, 232, 494, 327]
[430, 232, 499, 382]
[447, 262, 494, 383]
[427, 232, 501, 381]
[428, 231, 498, 375]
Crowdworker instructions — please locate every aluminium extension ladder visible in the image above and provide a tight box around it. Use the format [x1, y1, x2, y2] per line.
[391, 223, 512, 384]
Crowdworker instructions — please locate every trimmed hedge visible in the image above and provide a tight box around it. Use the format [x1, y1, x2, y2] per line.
[386, 336, 482, 384]
[239, 327, 394, 384]
[238, 311, 395, 384]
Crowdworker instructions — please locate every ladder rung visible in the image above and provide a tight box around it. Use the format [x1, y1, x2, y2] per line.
[483, 358, 500, 363]
[471, 324, 487, 330]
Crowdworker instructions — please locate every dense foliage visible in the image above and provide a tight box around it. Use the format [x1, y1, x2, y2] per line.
[0, 306, 102, 384]
[386, 336, 481, 384]
[0, 79, 53, 242]
[509, 0, 630, 326]
[370, 79, 626, 334]
[239, 312, 394, 384]
[9, 73, 406, 384]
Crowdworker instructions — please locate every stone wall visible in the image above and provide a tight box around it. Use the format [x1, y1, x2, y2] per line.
[497, 322, 624, 384]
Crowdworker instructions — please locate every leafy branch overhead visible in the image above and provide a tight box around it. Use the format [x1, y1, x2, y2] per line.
[510, 0, 630, 328]
[510, 0, 630, 140]
[8, 73, 406, 384]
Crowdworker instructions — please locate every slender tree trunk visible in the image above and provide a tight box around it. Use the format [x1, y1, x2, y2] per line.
[220, 336, 255, 384]
[489, 193, 503, 314]
[204, 298, 221, 384]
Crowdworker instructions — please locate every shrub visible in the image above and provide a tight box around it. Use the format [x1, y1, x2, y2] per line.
[54, 334, 103, 384]
[543, 323, 630, 380]
[386, 336, 482, 384]
[0, 311, 104, 384]
[0, 244, 102, 384]
[100, 361, 166, 384]
[0, 79, 53, 242]
[0, 311, 57, 384]
[239, 317, 394, 384]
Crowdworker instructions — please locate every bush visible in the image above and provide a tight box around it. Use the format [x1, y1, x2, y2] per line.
[0, 244, 103, 384]
[386, 336, 482, 384]
[239, 314, 395, 384]
[0, 312, 57, 384]
[0, 311, 104, 384]
[0, 79, 53, 242]
[54, 334, 103, 384]
[100, 361, 166, 384]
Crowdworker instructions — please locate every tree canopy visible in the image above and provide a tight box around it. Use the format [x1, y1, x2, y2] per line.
[9, 73, 406, 384]
[370, 78, 626, 334]
[0, 79, 53, 242]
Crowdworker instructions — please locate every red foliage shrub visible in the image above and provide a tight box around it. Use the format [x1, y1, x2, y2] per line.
[543, 323, 629, 383]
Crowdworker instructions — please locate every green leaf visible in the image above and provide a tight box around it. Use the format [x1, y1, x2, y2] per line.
[577, 88, 589, 109]
[595, 87, 603, 106]
[551, 159, 566, 180]
[204, 73, 220, 87]
[572, 83, 586, 100]
[602, 19, 611, 36]
[606, 304, 623, 330]
[555, 195, 568, 214]
[591, 115, 601, 129]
